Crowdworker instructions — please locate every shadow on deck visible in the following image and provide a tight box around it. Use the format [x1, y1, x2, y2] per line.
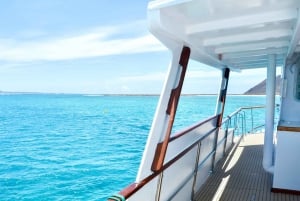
[195, 133, 300, 201]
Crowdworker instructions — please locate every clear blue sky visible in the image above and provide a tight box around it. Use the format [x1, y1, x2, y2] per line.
[0, 0, 279, 94]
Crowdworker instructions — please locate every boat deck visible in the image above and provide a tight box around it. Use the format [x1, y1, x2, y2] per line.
[195, 133, 300, 201]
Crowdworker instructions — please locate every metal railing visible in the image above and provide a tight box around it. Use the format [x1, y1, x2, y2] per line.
[225, 106, 266, 135]
[108, 105, 266, 201]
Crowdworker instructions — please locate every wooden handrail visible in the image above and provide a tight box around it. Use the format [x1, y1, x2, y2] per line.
[108, 126, 218, 200]
[169, 115, 218, 142]
[107, 105, 267, 201]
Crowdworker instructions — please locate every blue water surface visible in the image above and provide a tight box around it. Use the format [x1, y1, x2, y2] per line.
[0, 94, 277, 200]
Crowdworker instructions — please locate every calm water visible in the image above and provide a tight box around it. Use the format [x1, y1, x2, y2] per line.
[0, 94, 277, 200]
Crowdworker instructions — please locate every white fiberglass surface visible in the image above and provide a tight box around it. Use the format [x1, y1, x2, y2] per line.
[226, 129, 234, 152]
[194, 153, 214, 191]
[148, 0, 300, 70]
[159, 146, 197, 200]
[215, 141, 225, 166]
[164, 119, 216, 164]
[126, 178, 158, 201]
[273, 132, 300, 191]
[198, 131, 216, 164]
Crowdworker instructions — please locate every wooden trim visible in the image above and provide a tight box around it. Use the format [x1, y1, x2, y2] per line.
[152, 142, 163, 170]
[169, 115, 218, 142]
[213, 68, 230, 172]
[277, 126, 300, 132]
[216, 68, 230, 127]
[271, 188, 300, 195]
[151, 46, 191, 172]
[108, 127, 218, 200]
[108, 105, 263, 201]
[110, 175, 300, 201]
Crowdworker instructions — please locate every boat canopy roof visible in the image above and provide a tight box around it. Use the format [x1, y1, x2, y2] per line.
[148, 0, 300, 70]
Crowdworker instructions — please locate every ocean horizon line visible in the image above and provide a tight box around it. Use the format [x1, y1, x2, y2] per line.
[0, 91, 267, 96]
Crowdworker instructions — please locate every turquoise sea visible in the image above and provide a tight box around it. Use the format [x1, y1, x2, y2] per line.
[0, 94, 279, 200]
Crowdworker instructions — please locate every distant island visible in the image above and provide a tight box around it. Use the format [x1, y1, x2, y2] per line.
[244, 75, 281, 95]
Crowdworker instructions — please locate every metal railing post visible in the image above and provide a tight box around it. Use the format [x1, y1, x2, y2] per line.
[223, 120, 229, 156]
[191, 142, 201, 201]
[243, 111, 246, 135]
[155, 172, 164, 201]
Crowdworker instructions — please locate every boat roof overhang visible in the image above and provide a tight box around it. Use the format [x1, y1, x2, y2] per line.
[148, 0, 300, 71]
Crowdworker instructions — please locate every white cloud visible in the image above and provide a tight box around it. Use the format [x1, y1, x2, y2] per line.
[0, 25, 166, 62]
[121, 85, 130, 93]
[120, 72, 166, 82]
[186, 70, 220, 78]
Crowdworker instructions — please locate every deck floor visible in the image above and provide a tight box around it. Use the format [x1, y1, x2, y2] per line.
[195, 133, 300, 201]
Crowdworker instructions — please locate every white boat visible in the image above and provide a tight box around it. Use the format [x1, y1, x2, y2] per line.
[108, 0, 300, 200]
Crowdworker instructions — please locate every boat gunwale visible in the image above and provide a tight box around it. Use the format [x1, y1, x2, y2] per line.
[169, 115, 218, 142]
[108, 106, 265, 200]
[109, 115, 219, 200]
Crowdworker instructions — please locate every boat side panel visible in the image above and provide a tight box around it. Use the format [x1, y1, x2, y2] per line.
[126, 178, 158, 201]
[164, 116, 216, 163]
[136, 46, 186, 181]
[226, 128, 235, 152]
[194, 153, 214, 192]
[198, 130, 216, 164]
[194, 130, 216, 191]
[215, 129, 226, 165]
[159, 146, 197, 201]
